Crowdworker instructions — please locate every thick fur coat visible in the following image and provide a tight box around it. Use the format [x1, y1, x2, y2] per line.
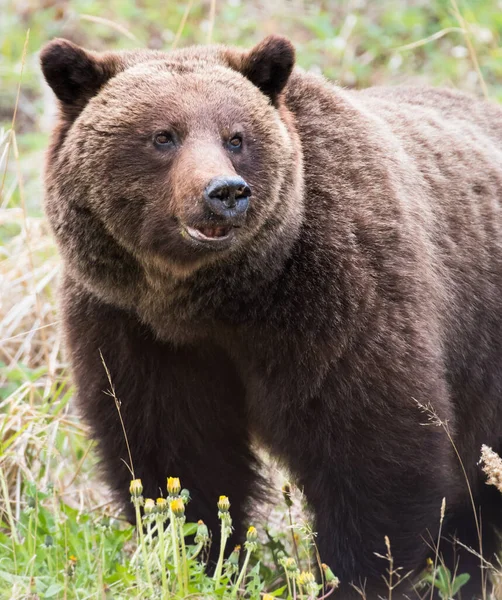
[40, 35, 502, 599]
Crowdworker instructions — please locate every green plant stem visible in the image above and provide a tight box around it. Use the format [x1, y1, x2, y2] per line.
[288, 506, 300, 566]
[169, 509, 183, 595]
[285, 571, 293, 600]
[232, 547, 252, 597]
[133, 500, 155, 597]
[213, 520, 230, 588]
[156, 515, 169, 598]
[178, 520, 189, 595]
[190, 542, 204, 561]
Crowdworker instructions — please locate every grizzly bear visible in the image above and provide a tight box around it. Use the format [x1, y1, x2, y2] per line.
[40, 35, 502, 599]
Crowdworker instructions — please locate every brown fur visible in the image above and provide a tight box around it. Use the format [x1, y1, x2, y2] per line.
[41, 36, 502, 598]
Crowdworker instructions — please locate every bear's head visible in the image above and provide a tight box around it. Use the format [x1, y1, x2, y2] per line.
[40, 36, 304, 299]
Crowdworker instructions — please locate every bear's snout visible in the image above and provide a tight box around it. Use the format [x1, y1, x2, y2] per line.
[204, 176, 251, 220]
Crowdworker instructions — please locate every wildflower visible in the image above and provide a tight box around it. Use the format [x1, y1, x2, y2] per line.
[297, 571, 319, 597]
[225, 544, 241, 577]
[263, 596, 274, 600]
[284, 557, 298, 573]
[480, 445, 502, 493]
[156, 497, 168, 513]
[246, 526, 257, 542]
[170, 497, 185, 518]
[297, 571, 315, 586]
[244, 525, 259, 552]
[167, 477, 181, 496]
[217, 495, 230, 512]
[321, 564, 340, 589]
[195, 520, 209, 544]
[282, 482, 293, 508]
[67, 555, 77, 578]
[228, 545, 241, 566]
[129, 479, 143, 497]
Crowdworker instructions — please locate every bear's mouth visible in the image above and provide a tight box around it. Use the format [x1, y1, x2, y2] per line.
[184, 225, 235, 243]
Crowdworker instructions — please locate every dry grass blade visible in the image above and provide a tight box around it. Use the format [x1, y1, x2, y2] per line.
[78, 14, 138, 41]
[415, 400, 487, 600]
[99, 350, 135, 479]
[171, 0, 195, 50]
[0, 29, 29, 201]
[450, 0, 489, 100]
[207, 0, 217, 44]
[395, 27, 465, 52]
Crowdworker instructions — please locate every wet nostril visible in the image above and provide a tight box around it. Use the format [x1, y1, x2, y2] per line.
[204, 176, 251, 217]
[235, 185, 250, 199]
[210, 186, 230, 201]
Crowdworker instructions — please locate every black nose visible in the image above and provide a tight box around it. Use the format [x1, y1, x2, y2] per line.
[204, 176, 251, 218]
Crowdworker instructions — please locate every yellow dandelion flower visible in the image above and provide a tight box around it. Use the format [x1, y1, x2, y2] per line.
[129, 479, 143, 497]
[167, 477, 181, 496]
[217, 495, 230, 512]
[247, 526, 258, 541]
[170, 497, 185, 517]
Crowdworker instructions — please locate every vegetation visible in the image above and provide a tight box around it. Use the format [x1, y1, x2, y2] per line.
[1, 0, 502, 598]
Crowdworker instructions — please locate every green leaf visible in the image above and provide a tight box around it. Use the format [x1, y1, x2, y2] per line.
[451, 572, 471, 596]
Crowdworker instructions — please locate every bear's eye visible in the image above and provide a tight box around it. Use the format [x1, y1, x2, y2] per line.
[227, 135, 243, 150]
[153, 131, 175, 148]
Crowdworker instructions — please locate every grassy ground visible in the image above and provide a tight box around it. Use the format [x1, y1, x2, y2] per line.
[1, 0, 502, 598]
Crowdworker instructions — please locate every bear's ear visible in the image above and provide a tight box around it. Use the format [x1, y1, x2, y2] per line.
[40, 39, 120, 118]
[237, 35, 295, 105]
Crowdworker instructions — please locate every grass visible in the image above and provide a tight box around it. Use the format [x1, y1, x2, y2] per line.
[1, 0, 502, 598]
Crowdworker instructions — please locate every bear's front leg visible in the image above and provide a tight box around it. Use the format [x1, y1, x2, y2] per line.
[62, 275, 263, 551]
[263, 365, 461, 600]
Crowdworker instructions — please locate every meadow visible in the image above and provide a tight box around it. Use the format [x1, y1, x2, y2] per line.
[2, 0, 502, 597]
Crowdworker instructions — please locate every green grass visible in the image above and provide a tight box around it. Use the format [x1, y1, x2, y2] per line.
[1, 0, 502, 598]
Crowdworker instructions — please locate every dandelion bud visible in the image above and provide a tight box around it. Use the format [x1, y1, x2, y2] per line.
[244, 525, 259, 552]
[297, 571, 315, 586]
[284, 557, 298, 573]
[228, 545, 241, 566]
[282, 482, 293, 508]
[180, 488, 190, 504]
[129, 479, 143, 497]
[167, 477, 181, 496]
[195, 520, 209, 544]
[170, 497, 185, 518]
[156, 497, 168, 513]
[144, 498, 155, 514]
[297, 571, 319, 596]
[67, 555, 77, 578]
[322, 564, 339, 589]
[263, 596, 274, 600]
[217, 495, 230, 512]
